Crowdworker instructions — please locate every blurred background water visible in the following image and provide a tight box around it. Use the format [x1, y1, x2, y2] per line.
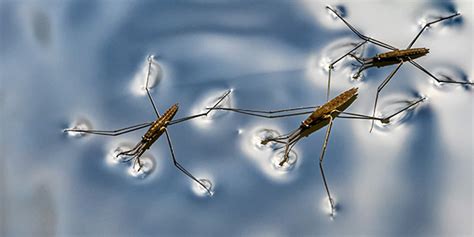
[0, 0, 472, 236]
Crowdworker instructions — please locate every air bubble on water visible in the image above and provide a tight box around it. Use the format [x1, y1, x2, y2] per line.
[130, 54, 163, 96]
[271, 150, 298, 172]
[253, 128, 281, 151]
[192, 178, 214, 197]
[127, 156, 155, 179]
[64, 118, 92, 138]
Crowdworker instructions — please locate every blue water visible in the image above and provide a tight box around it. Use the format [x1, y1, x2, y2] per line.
[1, 1, 472, 236]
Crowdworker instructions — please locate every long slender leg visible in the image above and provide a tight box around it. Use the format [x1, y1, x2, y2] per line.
[370, 61, 404, 132]
[145, 55, 161, 118]
[348, 53, 365, 64]
[336, 111, 386, 122]
[206, 107, 314, 119]
[166, 90, 230, 125]
[353, 63, 373, 79]
[163, 129, 213, 195]
[278, 138, 301, 166]
[409, 61, 473, 85]
[63, 122, 153, 136]
[327, 40, 368, 100]
[326, 6, 398, 50]
[407, 12, 460, 49]
[318, 115, 335, 216]
[212, 105, 319, 114]
[262, 127, 302, 146]
[336, 97, 425, 124]
[383, 97, 426, 121]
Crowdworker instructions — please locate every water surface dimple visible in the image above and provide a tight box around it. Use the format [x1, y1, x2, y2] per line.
[416, 7, 463, 30]
[326, 4, 347, 19]
[253, 128, 281, 151]
[375, 96, 425, 132]
[192, 178, 214, 197]
[271, 149, 298, 172]
[191, 89, 233, 127]
[127, 155, 155, 179]
[307, 37, 365, 90]
[428, 66, 472, 91]
[108, 142, 135, 164]
[319, 196, 338, 218]
[130, 55, 163, 96]
[64, 118, 92, 138]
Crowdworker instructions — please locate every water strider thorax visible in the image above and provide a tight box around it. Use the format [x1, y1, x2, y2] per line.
[143, 103, 179, 142]
[302, 87, 358, 127]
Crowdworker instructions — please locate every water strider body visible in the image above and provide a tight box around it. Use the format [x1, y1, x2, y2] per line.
[325, 6, 472, 131]
[211, 87, 424, 216]
[114, 104, 179, 167]
[354, 48, 430, 76]
[65, 55, 231, 195]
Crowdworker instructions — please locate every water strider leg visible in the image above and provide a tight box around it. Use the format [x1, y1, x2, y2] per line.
[167, 90, 232, 125]
[163, 129, 213, 195]
[63, 122, 154, 136]
[348, 53, 365, 64]
[213, 105, 319, 115]
[208, 107, 315, 119]
[326, 6, 398, 51]
[407, 12, 460, 49]
[370, 61, 404, 132]
[352, 63, 373, 79]
[337, 96, 425, 124]
[409, 60, 474, 86]
[327, 40, 368, 101]
[318, 115, 335, 216]
[145, 55, 161, 118]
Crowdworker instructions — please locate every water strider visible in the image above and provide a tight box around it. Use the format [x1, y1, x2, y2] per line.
[64, 55, 231, 195]
[211, 87, 424, 216]
[325, 6, 472, 131]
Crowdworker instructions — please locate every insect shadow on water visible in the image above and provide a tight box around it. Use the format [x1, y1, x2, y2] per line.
[210, 87, 424, 217]
[325, 6, 473, 132]
[64, 55, 231, 196]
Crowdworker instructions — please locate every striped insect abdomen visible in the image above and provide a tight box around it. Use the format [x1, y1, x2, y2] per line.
[302, 87, 358, 127]
[377, 48, 429, 61]
[143, 103, 179, 140]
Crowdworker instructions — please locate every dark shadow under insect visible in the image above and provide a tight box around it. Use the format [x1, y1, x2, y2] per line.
[64, 55, 231, 196]
[210, 87, 424, 216]
[325, 6, 472, 132]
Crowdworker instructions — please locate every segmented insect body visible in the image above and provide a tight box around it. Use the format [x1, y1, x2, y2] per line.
[302, 87, 358, 127]
[141, 104, 179, 149]
[371, 48, 430, 67]
[116, 104, 179, 162]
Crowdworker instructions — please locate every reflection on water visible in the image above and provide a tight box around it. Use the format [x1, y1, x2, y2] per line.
[2, 1, 472, 236]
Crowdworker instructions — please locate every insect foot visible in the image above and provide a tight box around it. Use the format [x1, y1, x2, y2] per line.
[278, 154, 289, 167]
[381, 118, 391, 124]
